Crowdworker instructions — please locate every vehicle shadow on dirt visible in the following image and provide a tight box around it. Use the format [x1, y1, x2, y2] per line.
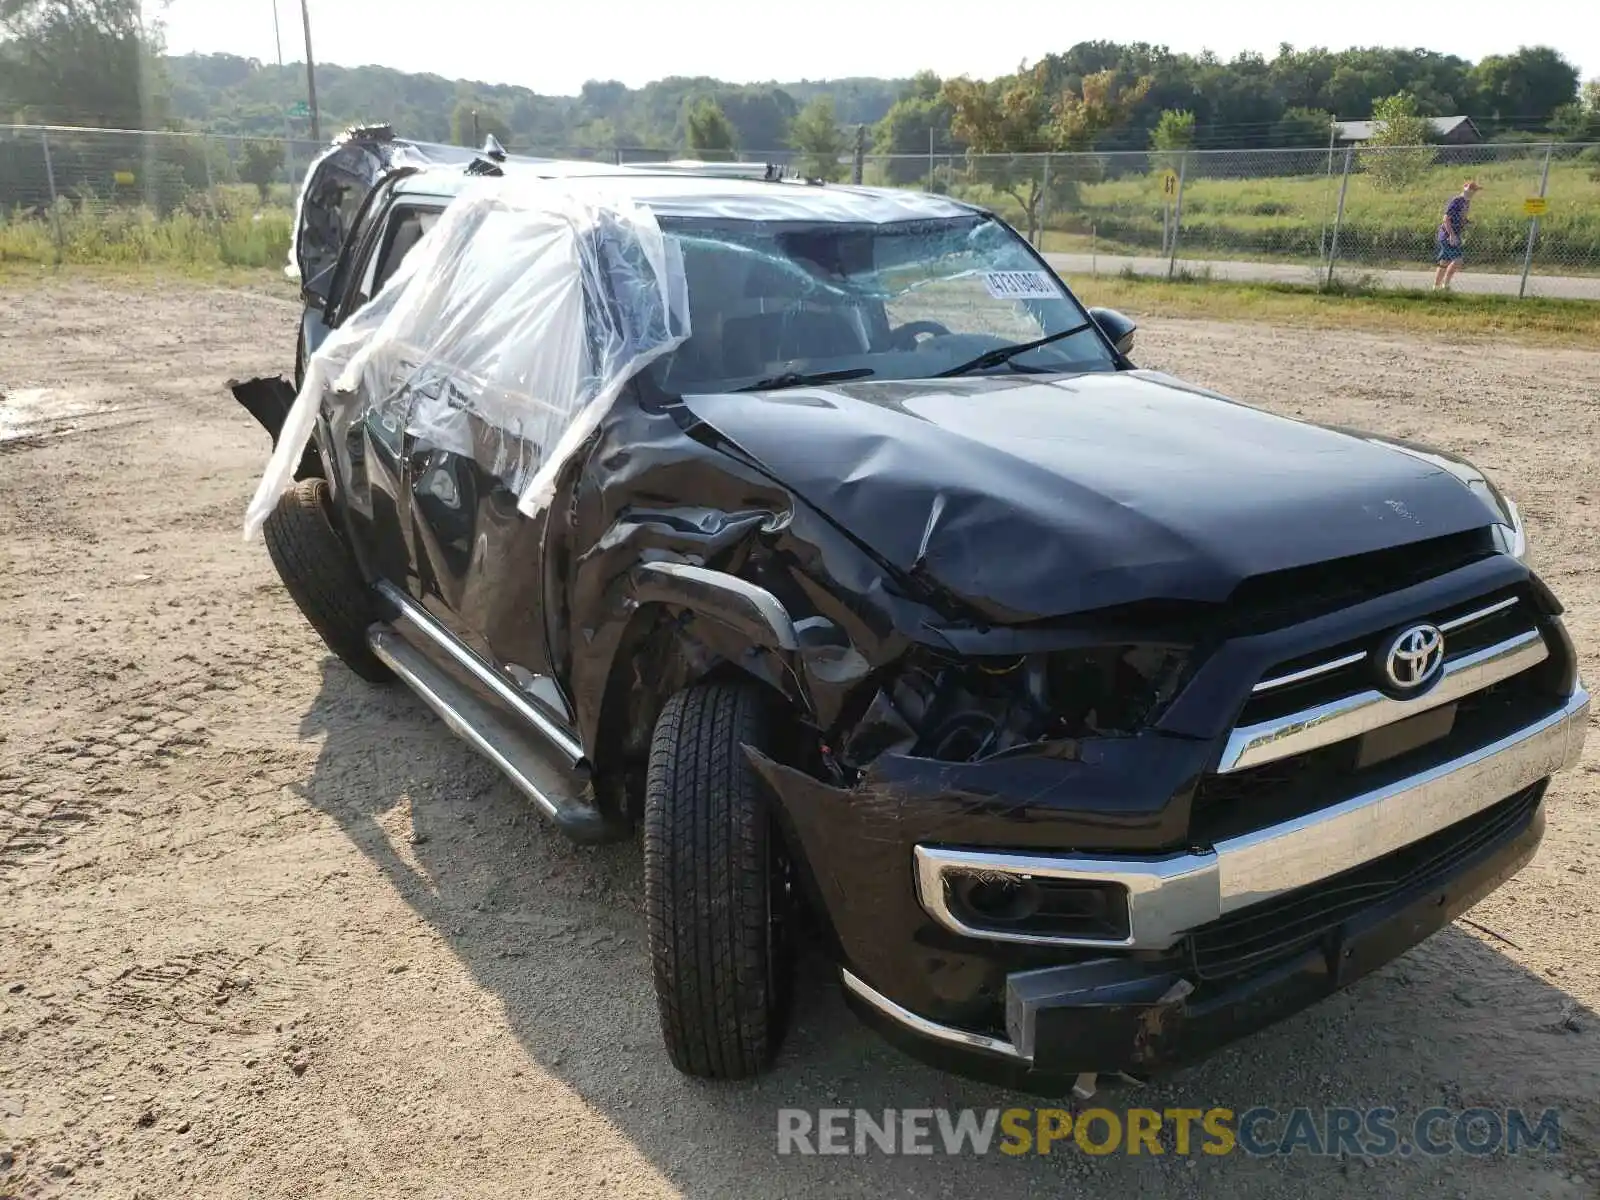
[295, 659, 1597, 1194]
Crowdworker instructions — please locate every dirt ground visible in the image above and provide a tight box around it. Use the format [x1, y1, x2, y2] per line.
[1, 278, 1597, 1200]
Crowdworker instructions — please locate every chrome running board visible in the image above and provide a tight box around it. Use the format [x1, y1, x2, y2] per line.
[366, 625, 624, 843]
[374, 580, 586, 769]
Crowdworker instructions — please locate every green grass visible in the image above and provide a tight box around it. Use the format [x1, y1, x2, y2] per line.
[948, 154, 1600, 272]
[1064, 271, 1600, 346]
[0, 197, 293, 269]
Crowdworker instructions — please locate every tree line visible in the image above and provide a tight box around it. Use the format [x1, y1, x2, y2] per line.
[3, 2, 1597, 169]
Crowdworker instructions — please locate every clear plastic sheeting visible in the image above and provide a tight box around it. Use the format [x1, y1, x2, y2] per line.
[285, 133, 431, 287]
[245, 178, 690, 539]
[283, 140, 339, 282]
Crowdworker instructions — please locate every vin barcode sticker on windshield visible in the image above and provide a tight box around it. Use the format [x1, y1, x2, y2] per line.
[982, 271, 1060, 300]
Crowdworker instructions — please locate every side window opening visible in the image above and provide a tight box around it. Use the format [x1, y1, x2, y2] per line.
[349, 206, 442, 315]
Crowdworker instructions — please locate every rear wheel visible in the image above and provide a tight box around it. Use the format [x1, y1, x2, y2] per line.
[644, 683, 793, 1079]
[261, 478, 392, 684]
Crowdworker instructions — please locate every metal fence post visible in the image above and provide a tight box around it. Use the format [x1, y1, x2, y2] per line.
[1518, 143, 1554, 300]
[1317, 123, 1337, 265]
[39, 126, 64, 262]
[202, 133, 218, 223]
[1165, 151, 1188, 279]
[1325, 147, 1354, 289]
[1038, 154, 1051, 247]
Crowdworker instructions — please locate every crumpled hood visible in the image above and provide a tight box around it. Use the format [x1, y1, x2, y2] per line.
[682, 371, 1502, 623]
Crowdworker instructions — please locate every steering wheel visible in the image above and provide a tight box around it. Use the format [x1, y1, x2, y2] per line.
[887, 320, 952, 350]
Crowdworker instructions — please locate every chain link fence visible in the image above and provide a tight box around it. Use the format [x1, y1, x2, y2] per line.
[3, 125, 1597, 297]
[862, 143, 1600, 299]
[0, 125, 324, 267]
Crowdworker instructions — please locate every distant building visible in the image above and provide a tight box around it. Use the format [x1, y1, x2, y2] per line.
[1332, 116, 1483, 146]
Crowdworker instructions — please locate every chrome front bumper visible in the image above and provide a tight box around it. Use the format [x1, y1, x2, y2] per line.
[914, 682, 1590, 951]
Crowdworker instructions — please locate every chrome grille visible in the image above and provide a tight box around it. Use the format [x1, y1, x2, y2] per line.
[1244, 594, 1525, 712]
[1218, 593, 1547, 775]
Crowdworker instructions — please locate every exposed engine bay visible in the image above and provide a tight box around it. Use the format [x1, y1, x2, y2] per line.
[838, 645, 1189, 775]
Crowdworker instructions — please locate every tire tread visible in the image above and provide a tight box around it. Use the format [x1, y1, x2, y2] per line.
[261, 479, 391, 683]
[644, 683, 781, 1079]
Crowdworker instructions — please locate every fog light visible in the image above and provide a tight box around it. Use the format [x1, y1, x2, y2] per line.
[945, 871, 1130, 941]
[954, 874, 1043, 924]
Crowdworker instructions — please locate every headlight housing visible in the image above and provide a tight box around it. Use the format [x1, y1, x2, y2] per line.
[840, 645, 1189, 770]
[1491, 495, 1529, 563]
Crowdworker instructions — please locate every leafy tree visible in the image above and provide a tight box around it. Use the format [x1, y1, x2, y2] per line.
[578, 80, 629, 120]
[685, 97, 736, 160]
[1054, 68, 1153, 150]
[133, 40, 1596, 162]
[1274, 106, 1335, 148]
[1549, 102, 1597, 142]
[1363, 92, 1433, 189]
[1551, 79, 1600, 141]
[782, 77, 904, 127]
[0, 0, 169, 128]
[1148, 108, 1194, 171]
[1471, 47, 1581, 129]
[943, 63, 1057, 241]
[945, 64, 1148, 242]
[714, 87, 796, 152]
[239, 139, 284, 203]
[450, 102, 512, 149]
[871, 71, 956, 185]
[789, 96, 847, 180]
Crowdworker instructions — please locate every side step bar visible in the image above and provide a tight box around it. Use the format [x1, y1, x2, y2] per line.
[366, 625, 625, 844]
[374, 580, 586, 769]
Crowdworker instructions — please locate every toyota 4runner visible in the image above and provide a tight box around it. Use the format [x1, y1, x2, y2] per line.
[231, 129, 1589, 1093]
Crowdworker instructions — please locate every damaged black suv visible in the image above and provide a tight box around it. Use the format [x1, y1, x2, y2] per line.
[235, 131, 1588, 1093]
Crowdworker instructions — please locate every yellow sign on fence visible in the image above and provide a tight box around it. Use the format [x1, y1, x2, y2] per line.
[1160, 170, 1179, 197]
[113, 170, 136, 186]
[1523, 196, 1548, 217]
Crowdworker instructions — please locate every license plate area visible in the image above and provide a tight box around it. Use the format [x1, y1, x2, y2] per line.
[1356, 702, 1457, 770]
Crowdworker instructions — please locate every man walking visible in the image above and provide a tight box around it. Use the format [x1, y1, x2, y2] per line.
[1434, 180, 1481, 290]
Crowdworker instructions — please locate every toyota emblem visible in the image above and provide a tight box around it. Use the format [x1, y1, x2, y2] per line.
[1383, 624, 1446, 691]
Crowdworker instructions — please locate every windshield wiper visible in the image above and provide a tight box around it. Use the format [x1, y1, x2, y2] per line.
[735, 367, 876, 392]
[935, 322, 1095, 378]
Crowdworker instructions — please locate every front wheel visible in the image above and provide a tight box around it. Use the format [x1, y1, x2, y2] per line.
[644, 683, 793, 1079]
[261, 478, 392, 684]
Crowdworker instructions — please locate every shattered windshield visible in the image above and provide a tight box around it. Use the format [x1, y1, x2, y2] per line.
[648, 214, 1115, 394]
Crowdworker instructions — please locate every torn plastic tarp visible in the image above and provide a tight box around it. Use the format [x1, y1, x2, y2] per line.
[283, 139, 340, 283]
[245, 177, 690, 539]
[284, 131, 435, 287]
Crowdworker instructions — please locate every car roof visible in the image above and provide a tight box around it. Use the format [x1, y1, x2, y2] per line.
[389, 160, 984, 225]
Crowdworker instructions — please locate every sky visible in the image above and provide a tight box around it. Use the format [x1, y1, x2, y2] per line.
[158, 0, 1597, 94]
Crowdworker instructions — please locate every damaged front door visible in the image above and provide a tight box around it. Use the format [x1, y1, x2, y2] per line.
[404, 426, 561, 705]
[321, 192, 444, 587]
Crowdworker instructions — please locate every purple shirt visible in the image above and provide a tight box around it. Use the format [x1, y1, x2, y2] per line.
[1442, 195, 1469, 237]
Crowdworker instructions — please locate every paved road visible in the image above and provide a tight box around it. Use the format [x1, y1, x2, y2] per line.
[1045, 251, 1600, 300]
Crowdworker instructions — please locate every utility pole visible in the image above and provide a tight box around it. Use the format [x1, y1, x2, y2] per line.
[300, 0, 322, 144]
[271, 1, 297, 177]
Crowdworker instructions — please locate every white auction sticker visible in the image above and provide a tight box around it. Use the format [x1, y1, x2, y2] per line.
[982, 271, 1061, 300]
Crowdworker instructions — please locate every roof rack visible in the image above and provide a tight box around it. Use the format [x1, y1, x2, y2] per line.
[624, 159, 789, 182]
